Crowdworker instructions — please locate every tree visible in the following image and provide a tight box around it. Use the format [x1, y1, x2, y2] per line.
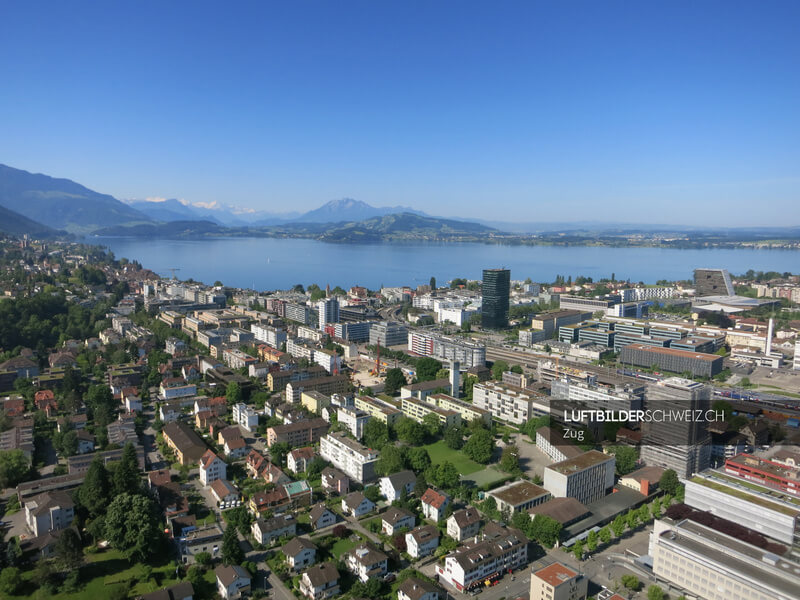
[611, 514, 626, 537]
[609, 446, 638, 475]
[422, 412, 441, 438]
[55, 527, 84, 571]
[113, 442, 142, 496]
[463, 429, 495, 464]
[222, 523, 245, 566]
[598, 526, 611, 545]
[0, 449, 31, 488]
[510, 365, 523, 374]
[195, 551, 212, 566]
[427, 461, 460, 490]
[415, 357, 442, 382]
[660, 469, 680, 495]
[621, 574, 640, 590]
[0, 567, 21, 595]
[363, 485, 382, 503]
[530, 515, 562, 547]
[376, 445, 407, 477]
[5, 536, 21, 567]
[104, 493, 162, 561]
[383, 368, 406, 396]
[363, 419, 389, 449]
[647, 585, 665, 600]
[626, 509, 638, 530]
[395, 417, 425, 445]
[406, 447, 431, 473]
[414, 472, 429, 496]
[269, 442, 291, 467]
[226, 382, 242, 406]
[499, 444, 519, 473]
[586, 529, 598, 553]
[490, 360, 509, 380]
[78, 455, 111, 517]
[572, 539, 584, 560]
[511, 511, 531, 532]
[444, 425, 464, 450]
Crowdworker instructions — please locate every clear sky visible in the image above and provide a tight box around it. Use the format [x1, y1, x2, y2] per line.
[1, 1, 799, 226]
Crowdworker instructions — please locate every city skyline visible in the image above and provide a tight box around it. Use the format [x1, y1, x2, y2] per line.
[1, 2, 799, 227]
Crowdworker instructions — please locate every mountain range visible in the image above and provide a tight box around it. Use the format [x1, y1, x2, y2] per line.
[1, 163, 799, 241]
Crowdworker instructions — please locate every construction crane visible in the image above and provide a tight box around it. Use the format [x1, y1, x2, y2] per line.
[166, 267, 181, 279]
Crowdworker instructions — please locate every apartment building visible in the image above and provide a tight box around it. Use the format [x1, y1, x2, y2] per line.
[436, 523, 528, 592]
[369, 321, 408, 347]
[250, 323, 287, 348]
[266, 418, 330, 448]
[199, 450, 227, 486]
[535, 427, 583, 463]
[162, 421, 207, 466]
[529, 563, 587, 600]
[425, 393, 492, 425]
[447, 508, 482, 542]
[337, 407, 370, 440]
[300, 562, 340, 600]
[543, 450, 615, 505]
[344, 543, 388, 583]
[24, 491, 75, 537]
[285, 374, 349, 403]
[401, 397, 461, 428]
[406, 525, 440, 558]
[354, 395, 403, 425]
[231, 402, 259, 431]
[301, 390, 331, 414]
[320, 431, 379, 483]
[473, 381, 549, 425]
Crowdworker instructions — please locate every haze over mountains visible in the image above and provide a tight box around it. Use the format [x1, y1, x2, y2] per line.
[0, 163, 798, 239]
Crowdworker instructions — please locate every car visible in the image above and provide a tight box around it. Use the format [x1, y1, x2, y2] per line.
[383, 573, 396, 583]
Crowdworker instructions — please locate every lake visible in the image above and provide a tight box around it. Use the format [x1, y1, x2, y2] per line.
[89, 236, 800, 291]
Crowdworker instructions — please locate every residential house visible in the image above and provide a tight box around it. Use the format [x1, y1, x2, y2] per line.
[344, 543, 388, 583]
[406, 525, 440, 559]
[379, 470, 416, 502]
[215, 564, 251, 600]
[57, 413, 87, 432]
[420, 488, 450, 522]
[75, 430, 96, 454]
[181, 525, 223, 561]
[246, 449, 268, 478]
[282, 537, 318, 571]
[251, 514, 297, 546]
[210, 479, 239, 504]
[159, 400, 183, 423]
[288, 447, 316, 473]
[308, 504, 337, 530]
[199, 450, 227, 486]
[34, 390, 58, 416]
[381, 506, 416, 535]
[24, 491, 75, 537]
[447, 506, 481, 542]
[300, 562, 340, 600]
[262, 462, 291, 485]
[397, 577, 441, 600]
[341, 491, 375, 517]
[224, 436, 248, 459]
[138, 581, 195, 600]
[321, 467, 349, 496]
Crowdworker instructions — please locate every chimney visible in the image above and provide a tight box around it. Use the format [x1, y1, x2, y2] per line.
[449, 360, 460, 396]
[766, 318, 774, 356]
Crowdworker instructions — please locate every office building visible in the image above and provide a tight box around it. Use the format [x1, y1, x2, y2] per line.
[488, 481, 551, 514]
[620, 343, 723, 377]
[694, 268, 735, 297]
[559, 295, 617, 312]
[317, 297, 340, 330]
[369, 321, 408, 347]
[481, 269, 510, 329]
[724, 454, 800, 497]
[543, 450, 615, 505]
[649, 517, 800, 600]
[529, 310, 593, 339]
[685, 469, 800, 546]
[408, 331, 486, 369]
[640, 378, 712, 479]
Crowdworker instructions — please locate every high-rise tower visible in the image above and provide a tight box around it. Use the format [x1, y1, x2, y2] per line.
[481, 268, 510, 329]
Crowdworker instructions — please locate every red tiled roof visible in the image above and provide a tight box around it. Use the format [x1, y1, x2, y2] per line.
[421, 488, 448, 509]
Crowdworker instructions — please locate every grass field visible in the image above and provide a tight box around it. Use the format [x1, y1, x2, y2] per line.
[329, 533, 364, 559]
[422, 440, 483, 475]
[6, 548, 217, 600]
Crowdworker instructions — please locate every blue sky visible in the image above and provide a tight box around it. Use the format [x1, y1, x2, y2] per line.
[1, 1, 798, 226]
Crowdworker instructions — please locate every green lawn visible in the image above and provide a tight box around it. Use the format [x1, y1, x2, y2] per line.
[6, 548, 211, 600]
[329, 533, 364, 560]
[421, 440, 483, 475]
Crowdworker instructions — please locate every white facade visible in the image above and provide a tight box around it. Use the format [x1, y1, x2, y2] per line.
[543, 451, 615, 504]
[199, 452, 227, 486]
[407, 331, 486, 369]
[232, 403, 259, 431]
[338, 407, 369, 440]
[473, 381, 548, 425]
[250, 323, 287, 348]
[406, 526, 440, 558]
[320, 432, 379, 483]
